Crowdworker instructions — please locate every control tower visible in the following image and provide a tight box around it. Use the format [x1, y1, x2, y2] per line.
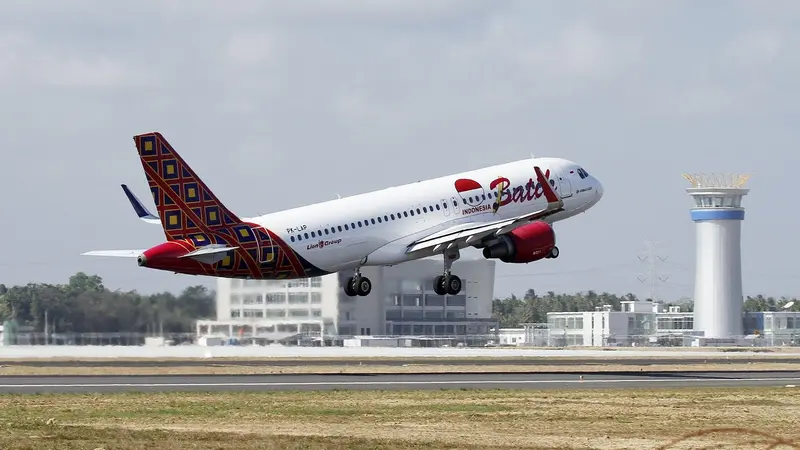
[682, 173, 750, 339]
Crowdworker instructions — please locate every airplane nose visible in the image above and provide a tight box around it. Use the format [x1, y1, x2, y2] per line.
[594, 178, 603, 199]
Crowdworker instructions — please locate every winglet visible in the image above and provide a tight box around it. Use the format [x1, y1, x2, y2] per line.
[121, 184, 161, 224]
[534, 166, 562, 206]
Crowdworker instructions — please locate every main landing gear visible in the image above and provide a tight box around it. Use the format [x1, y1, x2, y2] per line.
[343, 269, 372, 297]
[547, 247, 559, 259]
[433, 248, 462, 296]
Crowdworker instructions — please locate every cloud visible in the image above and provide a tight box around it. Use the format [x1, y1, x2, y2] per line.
[0, 31, 152, 88]
[449, 17, 643, 88]
[225, 30, 278, 67]
[334, 92, 369, 121]
[155, 0, 499, 25]
[720, 29, 782, 73]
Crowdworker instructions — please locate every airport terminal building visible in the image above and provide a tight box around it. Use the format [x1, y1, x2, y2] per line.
[520, 300, 800, 347]
[195, 257, 498, 344]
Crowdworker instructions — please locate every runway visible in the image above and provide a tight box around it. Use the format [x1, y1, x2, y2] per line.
[1, 371, 798, 393]
[3, 357, 800, 367]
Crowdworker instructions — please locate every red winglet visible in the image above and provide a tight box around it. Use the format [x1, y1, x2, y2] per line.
[534, 166, 560, 204]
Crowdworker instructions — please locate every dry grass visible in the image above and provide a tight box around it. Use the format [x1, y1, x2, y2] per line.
[2, 345, 800, 366]
[0, 387, 799, 449]
[0, 361, 799, 376]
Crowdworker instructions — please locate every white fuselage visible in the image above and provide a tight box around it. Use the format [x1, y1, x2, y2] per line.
[253, 157, 603, 273]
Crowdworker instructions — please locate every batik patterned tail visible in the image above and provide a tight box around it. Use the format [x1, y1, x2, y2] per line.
[134, 132, 241, 241]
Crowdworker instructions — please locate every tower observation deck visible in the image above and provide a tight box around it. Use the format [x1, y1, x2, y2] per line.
[683, 173, 750, 339]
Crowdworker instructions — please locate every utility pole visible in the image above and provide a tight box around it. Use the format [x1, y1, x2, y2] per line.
[637, 240, 669, 302]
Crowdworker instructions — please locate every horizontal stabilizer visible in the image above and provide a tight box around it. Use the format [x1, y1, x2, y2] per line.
[121, 184, 161, 225]
[178, 245, 238, 264]
[82, 250, 144, 258]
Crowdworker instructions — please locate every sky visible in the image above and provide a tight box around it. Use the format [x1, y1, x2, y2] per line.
[1, 0, 799, 302]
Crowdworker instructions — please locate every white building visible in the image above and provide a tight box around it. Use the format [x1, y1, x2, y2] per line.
[545, 300, 670, 347]
[196, 257, 498, 343]
[494, 327, 526, 346]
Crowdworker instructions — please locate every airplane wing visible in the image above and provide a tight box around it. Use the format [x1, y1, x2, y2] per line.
[121, 184, 162, 224]
[406, 166, 564, 254]
[82, 245, 237, 264]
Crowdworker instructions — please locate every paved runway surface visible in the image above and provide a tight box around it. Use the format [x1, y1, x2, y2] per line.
[1, 371, 798, 393]
[3, 357, 799, 367]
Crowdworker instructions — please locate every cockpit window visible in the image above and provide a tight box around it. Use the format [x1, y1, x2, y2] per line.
[576, 168, 589, 179]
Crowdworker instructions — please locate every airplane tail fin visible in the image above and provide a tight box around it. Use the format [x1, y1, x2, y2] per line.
[133, 132, 242, 241]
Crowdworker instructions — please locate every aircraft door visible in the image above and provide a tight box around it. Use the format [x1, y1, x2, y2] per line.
[450, 197, 461, 216]
[441, 199, 450, 217]
[557, 170, 573, 198]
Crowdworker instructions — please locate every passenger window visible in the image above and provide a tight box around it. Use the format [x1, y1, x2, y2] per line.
[358, 221, 362, 227]
[344, 224, 349, 230]
[410, 210, 414, 216]
[311, 231, 316, 237]
[290, 236, 295, 242]
[298, 235, 303, 241]
[416, 208, 421, 214]
[423, 207, 428, 213]
[435, 204, 440, 210]
[404, 211, 408, 217]
[391, 214, 395, 220]
[351, 223, 355, 229]
[371, 218, 376, 225]
[304, 233, 309, 239]
[384, 215, 388, 221]
[324, 229, 329, 235]
[338, 226, 343, 232]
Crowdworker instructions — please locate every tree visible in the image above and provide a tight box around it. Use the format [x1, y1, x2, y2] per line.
[0, 273, 216, 333]
[491, 291, 791, 328]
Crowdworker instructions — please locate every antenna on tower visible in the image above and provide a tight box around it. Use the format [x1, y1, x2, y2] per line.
[637, 240, 669, 302]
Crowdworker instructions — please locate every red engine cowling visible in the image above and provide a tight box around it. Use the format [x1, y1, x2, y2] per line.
[482, 221, 555, 263]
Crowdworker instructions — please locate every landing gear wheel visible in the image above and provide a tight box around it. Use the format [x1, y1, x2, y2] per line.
[444, 274, 462, 295]
[343, 277, 357, 297]
[433, 275, 446, 295]
[356, 277, 372, 296]
[549, 246, 560, 259]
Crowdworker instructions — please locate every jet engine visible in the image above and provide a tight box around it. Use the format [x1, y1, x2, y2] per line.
[482, 221, 557, 263]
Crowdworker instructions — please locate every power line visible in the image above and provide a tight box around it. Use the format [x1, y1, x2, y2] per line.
[637, 240, 669, 301]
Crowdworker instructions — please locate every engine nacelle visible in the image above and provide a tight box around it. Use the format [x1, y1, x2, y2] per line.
[138, 241, 192, 268]
[482, 221, 555, 263]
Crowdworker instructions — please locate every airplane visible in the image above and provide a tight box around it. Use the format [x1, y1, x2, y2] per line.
[83, 132, 604, 297]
